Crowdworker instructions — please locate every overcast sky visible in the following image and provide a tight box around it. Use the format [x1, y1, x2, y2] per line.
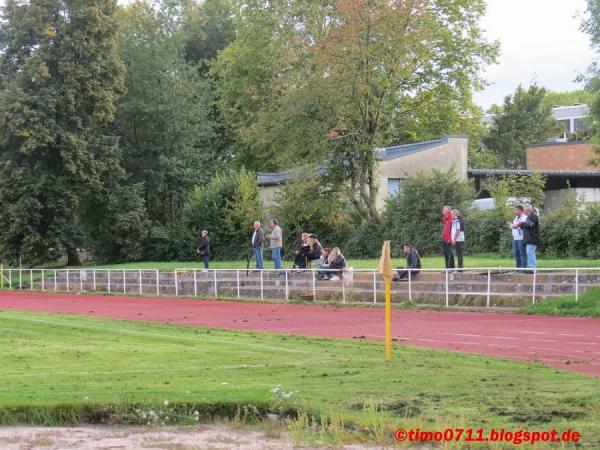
[476, 0, 596, 109]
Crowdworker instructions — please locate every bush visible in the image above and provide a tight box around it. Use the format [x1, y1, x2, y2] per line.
[180, 169, 264, 260]
[462, 208, 509, 255]
[343, 222, 383, 258]
[381, 169, 474, 256]
[272, 177, 355, 258]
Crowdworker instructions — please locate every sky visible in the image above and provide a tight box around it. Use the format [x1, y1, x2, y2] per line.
[1, 0, 596, 111]
[476, 0, 596, 109]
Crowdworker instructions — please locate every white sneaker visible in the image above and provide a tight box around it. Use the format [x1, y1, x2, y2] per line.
[330, 275, 340, 281]
[202, 269, 209, 273]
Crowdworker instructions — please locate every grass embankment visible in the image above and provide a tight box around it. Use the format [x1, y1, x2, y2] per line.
[0, 311, 599, 448]
[58, 255, 600, 271]
[521, 287, 600, 318]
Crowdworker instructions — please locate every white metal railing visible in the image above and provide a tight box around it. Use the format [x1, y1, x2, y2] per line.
[0, 267, 598, 307]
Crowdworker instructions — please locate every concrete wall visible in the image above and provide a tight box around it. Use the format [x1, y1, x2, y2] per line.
[544, 188, 600, 210]
[259, 185, 280, 211]
[527, 142, 595, 170]
[374, 136, 468, 210]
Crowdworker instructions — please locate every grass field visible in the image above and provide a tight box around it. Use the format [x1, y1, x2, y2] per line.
[521, 287, 600, 318]
[1, 310, 599, 448]
[55, 255, 600, 271]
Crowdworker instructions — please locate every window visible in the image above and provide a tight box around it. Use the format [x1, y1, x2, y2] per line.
[388, 178, 404, 197]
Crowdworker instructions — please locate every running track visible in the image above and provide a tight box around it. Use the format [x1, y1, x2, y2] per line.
[1, 291, 599, 377]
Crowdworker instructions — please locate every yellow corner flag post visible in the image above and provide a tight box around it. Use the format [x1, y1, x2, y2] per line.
[377, 241, 393, 361]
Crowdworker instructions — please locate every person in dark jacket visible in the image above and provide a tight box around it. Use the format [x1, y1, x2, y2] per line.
[251, 221, 265, 270]
[393, 243, 421, 282]
[293, 233, 310, 269]
[321, 247, 346, 280]
[519, 204, 540, 270]
[306, 234, 322, 263]
[196, 230, 211, 270]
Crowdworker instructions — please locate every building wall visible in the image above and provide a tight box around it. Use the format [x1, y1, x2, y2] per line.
[544, 188, 600, 210]
[259, 185, 280, 211]
[527, 143, 595, 171]
[374, 136, 468, 210]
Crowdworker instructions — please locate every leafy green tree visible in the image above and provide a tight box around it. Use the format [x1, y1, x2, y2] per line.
[541, 90, 594, 110]
[0, 0, 148, 265]
[114, 1, 216, 259]
[483, 85, 561, 168]
[382, 169, 474, 256]
[180, 169, 263, 260]
[482, 173, 547, 219]
[212, 0, 497, 223]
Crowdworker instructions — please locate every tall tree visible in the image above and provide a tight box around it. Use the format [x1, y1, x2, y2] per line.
[0, 0, 148, 265]
[483, 84, 560, 168]
[114, 1, 215, 259]
[213, 0, 497, 223]
[581, 0, 600, 164]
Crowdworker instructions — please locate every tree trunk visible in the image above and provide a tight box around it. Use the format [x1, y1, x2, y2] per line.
[66, 248, 81, 266]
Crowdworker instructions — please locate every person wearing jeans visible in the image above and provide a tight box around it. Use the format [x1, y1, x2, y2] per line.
[451, 209, 465, 271]
[441, 206, 455, 269]
[266, 218, 283, 274]
[196, 230, 211, 271]
[519, 204, 540, 272]
[508, 205, 527, 269]
[251, 221, 264, 270]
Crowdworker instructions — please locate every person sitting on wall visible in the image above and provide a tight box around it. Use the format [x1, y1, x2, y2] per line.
[393, 242, 421, 282]
[306, 234, 322, 264]
[322, 247, 347, 281]
[316, 247, 331, 279]
[292, 232, 310, 269]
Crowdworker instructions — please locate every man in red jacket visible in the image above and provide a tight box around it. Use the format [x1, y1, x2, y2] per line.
[441, 205, 455, 269]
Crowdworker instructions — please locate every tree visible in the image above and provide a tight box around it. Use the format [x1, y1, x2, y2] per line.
[212, 0, 497, 223]
[114, 1, 216, 259]
[180, 169, 263, 260]
[580, 1, 600, 164]
[483, 85, 560, 168]
[0, 0, 148, 265]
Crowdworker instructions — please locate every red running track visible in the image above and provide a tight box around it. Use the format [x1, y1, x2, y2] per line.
[1, 291, 599, 377]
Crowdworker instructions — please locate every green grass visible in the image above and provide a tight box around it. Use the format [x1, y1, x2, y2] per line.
[521, 287, 600, 318]
[0, 310, 599, 447]
[53, 255, 600, 271]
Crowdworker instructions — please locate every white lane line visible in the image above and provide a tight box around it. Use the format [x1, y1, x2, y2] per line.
[559, 333, 587, 337]
[512, 331, 552, 335]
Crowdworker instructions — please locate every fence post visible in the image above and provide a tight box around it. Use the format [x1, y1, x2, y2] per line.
[139, 269, 143, 295]
[93, 269, 96, 291]
[193, 269, 197, 297]
[342, 272, 346, 304]
[486, 269, 491, 308]
[53, 270, 56, 291]
[236, 270, 240, 299]
[9, 269, 12, 289]
[285, 271, 289, 302]
[80, 270, 83, 292]
[372, 271, 377, 304]
[408, 269, 412, 302]
[155, 270, 159, 296]
[41, 269, 44, 291]
[65, 269, 68, 292]
[174, 270, 178, 296]
[445, 269, 449, 307]
[29, 269, 33, 290]
[260, 270, 264, 300]
[575, 269, 579, 303]
[532, 269, 537, 304]
[108, 269, 111, 293]
[123, 270, 126, 294]
[213, 270, 218, 298]
[312, 270, 316, 301]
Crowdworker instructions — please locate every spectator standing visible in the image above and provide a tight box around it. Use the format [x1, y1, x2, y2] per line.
[251, 221, 264, 270]
[508, 205, 527, 269]
[265, 218, 283, 273]
[441, 206, 455, 269]
[393, 243, 422, 282]
[519, 204, 540, 271]
[196, 230, 211, 271]
[451, 209, 465, 271]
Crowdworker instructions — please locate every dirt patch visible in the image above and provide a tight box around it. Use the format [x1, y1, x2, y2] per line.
[0, 424, 384, 449]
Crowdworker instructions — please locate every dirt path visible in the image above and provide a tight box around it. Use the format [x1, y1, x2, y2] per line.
[0, 425, 385, 450]
[1, 291, 599, 377]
